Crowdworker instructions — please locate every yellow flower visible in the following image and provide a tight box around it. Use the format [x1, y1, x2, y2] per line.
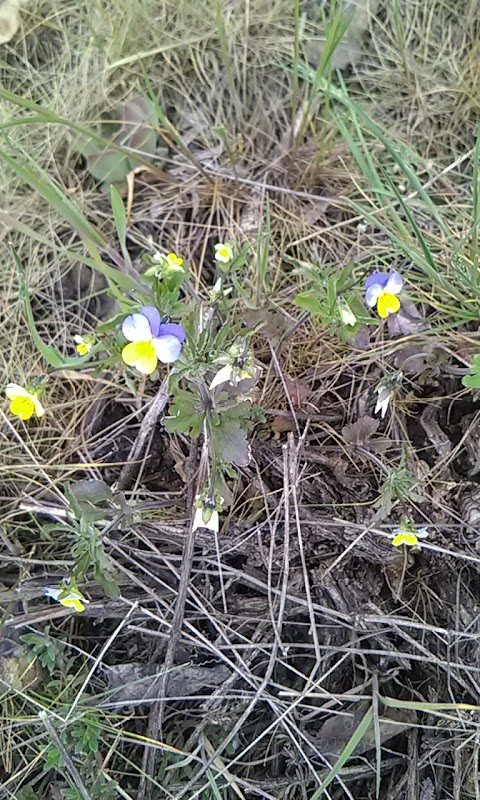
[5, 383, 45, 421]
[152, 251, 184, 271]
[392, 531, 419, 547]
[44, 586, 89, 613]
[61, 596, 87, 612]
[166, 252, 184, 268]
[391, 525, 428, 548]
[73, 335, 93, 356]
[214, 243, 234, 264]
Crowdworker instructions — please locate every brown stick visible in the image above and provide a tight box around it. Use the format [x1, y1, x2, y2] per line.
[137, 440, 200, 800]
[116, 378, 169, 491]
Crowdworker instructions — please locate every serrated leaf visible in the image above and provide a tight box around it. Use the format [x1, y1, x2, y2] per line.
[212, 420, 250, 466]
[163, 388, 205, 438]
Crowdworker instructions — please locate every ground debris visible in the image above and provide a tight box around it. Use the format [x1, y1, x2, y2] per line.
[420, 778, 436, 800]
[106, 662, 231, 707]
[307, 703, 416, 759]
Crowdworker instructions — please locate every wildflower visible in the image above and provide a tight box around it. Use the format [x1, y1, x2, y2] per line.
[210, 344, 261, 391]
[5, 383, 45, 421]
[365, 269, 403, 318]
[391, 521, 429, 548]
[73, 335, 93, 356]
[374, 371, 403, 419]
[209, 277, 233, 302]
[121, 306, 186, 375]
[214, 243, 234, 264]
[337, 296, 357, 326]
[154, 251, 184, 270]
[192, 492, 224, 533]
[44, 584, 89, 613]
[145, 251, 185, 279]
[193, 505, 219, 533]
[375, 385, 392, 419]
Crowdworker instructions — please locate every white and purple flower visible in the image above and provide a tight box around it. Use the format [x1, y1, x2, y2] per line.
[121, 306, 185, 375]
[365, 270, 403, 318]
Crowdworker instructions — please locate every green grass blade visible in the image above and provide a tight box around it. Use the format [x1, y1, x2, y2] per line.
[309, 706, 374, 799]
[110, 185, 132, 271]
[372, 676, 381, 798]
[11, 246, 91, 369]
[0, 146, 143, 299]
[471, 124, 480, 283]
[0, 147, 106, 249]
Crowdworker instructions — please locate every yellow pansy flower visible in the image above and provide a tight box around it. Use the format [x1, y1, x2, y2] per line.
[73, 335, 93, 356]
[391, 531, 419, 547]
[5, 383, 45, 421]
[121, 306, 185, 375]
[391, 525, 428, 548]
[365, 270, 403, 319]
[152, 251, 184, 270]
[214, 243, 234, 264]
[44, 586, 89, 613]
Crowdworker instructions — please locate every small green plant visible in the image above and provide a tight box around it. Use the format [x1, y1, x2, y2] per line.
[21, 627, 62, 675]
[462, 354, 480, 388]
[40, 709, 116, 800]
[6, 188, 264, 569]
[375, 452, 418, 520]
[16, 788, 40, 800]
[294, 261, 368, 340]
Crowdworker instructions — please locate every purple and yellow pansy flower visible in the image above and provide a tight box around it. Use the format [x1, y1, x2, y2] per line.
[121, 306, 186, 376]
[365, 270, 403, 318]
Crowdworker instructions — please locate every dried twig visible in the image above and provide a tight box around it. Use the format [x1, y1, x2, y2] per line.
[116, 378, 169, 491]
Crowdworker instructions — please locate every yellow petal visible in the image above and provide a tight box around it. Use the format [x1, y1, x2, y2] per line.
[167, 252, 184, 267]
[60, 597, 85, 612]
[392, 532, 418, 547]
[377, 292, 400, 318]
[9, 395, 35, 420]
[122, 340, 158, 375]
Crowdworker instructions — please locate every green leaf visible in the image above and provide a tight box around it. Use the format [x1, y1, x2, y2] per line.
[163, 388, 205, 438]
[462, 373, 480, 389]
[294, 294, 323, 315]
[87, 150, 131, 183]
[211, 418, 250, 467]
